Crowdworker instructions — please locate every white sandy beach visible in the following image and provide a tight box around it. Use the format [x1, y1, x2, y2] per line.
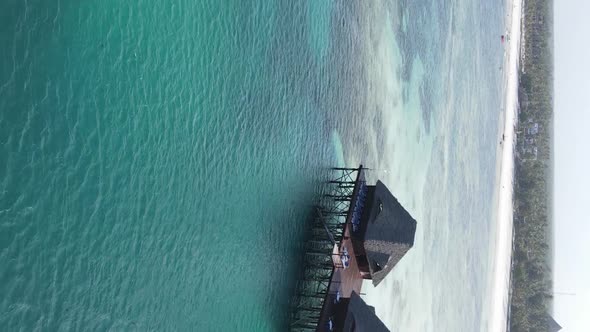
[487, 0, 523, 330]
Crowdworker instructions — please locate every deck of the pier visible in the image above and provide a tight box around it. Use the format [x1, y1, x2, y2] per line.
[315, 169, 366, 332]
[331, 223, 363, 297]
[316, 223, 364, 331]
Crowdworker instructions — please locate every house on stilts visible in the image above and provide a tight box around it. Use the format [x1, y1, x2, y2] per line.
[289, 166, 417, 332]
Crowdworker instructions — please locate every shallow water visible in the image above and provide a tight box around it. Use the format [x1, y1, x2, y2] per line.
[1, 0, 505, 330]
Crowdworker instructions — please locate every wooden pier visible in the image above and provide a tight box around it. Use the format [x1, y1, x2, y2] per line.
[289, 166, 367, 332]
[289, 164, 417, 332]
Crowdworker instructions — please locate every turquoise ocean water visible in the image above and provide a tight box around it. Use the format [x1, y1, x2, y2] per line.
[1, 0, 505, 331]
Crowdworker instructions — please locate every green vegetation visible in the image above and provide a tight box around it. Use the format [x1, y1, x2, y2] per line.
[509, 0, 554, 331]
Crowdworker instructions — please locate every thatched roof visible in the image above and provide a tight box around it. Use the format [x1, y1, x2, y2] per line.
[343, 292, 390, 332]
[547, 315, 562, 332]
[363, 181, 417, 286]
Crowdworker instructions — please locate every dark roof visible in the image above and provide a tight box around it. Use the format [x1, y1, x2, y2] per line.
[547, 315, 562, 332]
[343, 292, 390, 332]
[363, 181, 417, 286]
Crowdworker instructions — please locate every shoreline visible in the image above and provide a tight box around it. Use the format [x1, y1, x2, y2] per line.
[488, 0, 523, 330]
[488, 0, 522, 331]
